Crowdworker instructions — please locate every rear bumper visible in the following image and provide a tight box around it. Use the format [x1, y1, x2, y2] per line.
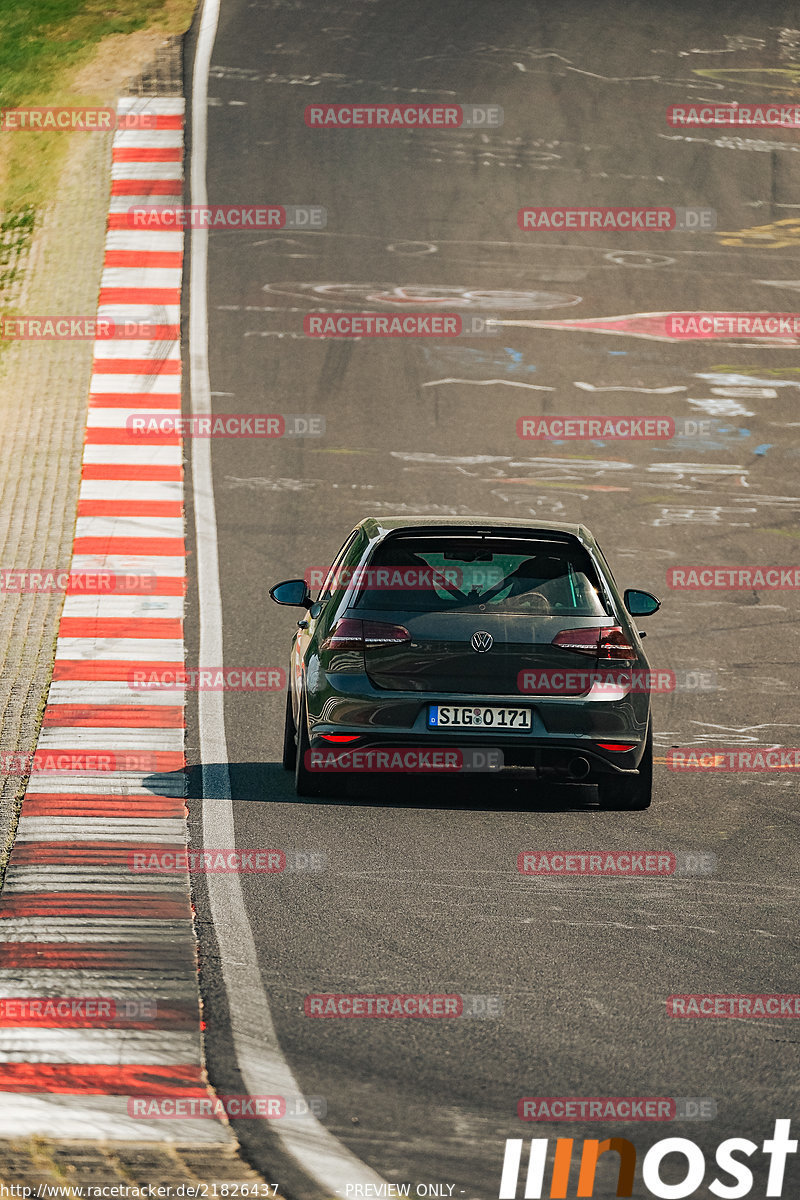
[303, 674, 648, 778]
[307, 732, 643, 780]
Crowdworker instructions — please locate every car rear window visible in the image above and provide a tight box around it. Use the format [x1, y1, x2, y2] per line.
[350, 536, 610, 616]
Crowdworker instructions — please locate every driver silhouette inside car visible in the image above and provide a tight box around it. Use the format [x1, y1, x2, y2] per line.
[361, 549, 585, 613]
[474, 555, 574, 612]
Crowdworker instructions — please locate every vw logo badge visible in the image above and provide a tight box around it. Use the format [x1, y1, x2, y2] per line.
[471, 630, 493, 653]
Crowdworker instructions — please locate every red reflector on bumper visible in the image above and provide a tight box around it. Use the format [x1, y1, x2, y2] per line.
[596, 742, 636, 751]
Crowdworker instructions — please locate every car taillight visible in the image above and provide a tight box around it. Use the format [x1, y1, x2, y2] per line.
[363, 621, 411, 648]
[596, 741, 636, 751]
[598, 627, 635, 663]
[551, 628, 603, 655]
[322, 618, 411, 652]
[551, 626, 635, 663]
[321, 618, 364, 651]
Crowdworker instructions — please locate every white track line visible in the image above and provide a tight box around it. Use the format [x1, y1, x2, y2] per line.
[36, 730, 183, 751]
[54, 638, 184, 661]
[0, 1033, 201, 1065]
[0, 918, 188, 936]
[0, 1095, 230, 1142]
[71, 553, 186, 574]
[111, 162, 183, 180]
[61, 595, 184, 618]
[92, 340, 181, 357]
[78, 480, 184, 500]
[46, 682, 186, 704]
[0, 975, 198, 997]
[15, 818, 185, 839]
[189, 0, 388, 1192]
[97, 302, 183, 321]
[88, 374, 182, 393]
[2, 871, 187, 891]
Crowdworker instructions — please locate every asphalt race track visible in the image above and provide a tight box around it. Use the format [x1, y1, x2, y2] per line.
[183, 3, 800, 1196]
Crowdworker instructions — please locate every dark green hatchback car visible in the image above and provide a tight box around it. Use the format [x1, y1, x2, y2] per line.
[270, 516, 660, 808]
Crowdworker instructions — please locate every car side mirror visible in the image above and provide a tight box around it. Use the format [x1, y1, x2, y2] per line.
[624, 588, 661, 617]
[269, 579, 312, 608]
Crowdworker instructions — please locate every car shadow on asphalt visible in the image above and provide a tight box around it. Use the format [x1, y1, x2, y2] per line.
[179, 762, 601, 813]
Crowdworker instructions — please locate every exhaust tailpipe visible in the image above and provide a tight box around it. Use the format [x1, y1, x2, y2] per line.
[567, 756, 591, 780]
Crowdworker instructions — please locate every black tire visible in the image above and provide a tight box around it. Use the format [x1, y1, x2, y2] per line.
[282, 687, 296, 771]
[596, 722, 653, 811]
[293, 695, 348, 798]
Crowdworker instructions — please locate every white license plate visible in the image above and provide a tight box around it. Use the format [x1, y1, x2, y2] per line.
[428, 704, 531, 730]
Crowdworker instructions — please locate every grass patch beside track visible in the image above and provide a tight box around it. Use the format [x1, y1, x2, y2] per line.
[0, 0, 194, 296]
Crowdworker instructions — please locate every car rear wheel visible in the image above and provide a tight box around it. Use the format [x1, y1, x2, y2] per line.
[294, 696, 347, 798]
[596, 722, 652, 810]
[295, 697, 324, 797]
[282, 687, 296, 771]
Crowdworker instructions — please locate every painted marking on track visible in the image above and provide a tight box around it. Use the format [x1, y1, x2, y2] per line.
[574, 382, 687, 393]
[264, 281, 582, 310]
[717, 219, 800, 249]
[421, 377, 555, 391]
[692, 67, 800, 95]
[496, 311, 800, 346]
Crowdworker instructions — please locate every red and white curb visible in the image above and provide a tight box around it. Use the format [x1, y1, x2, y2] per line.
[0, 96, 230, 1142]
